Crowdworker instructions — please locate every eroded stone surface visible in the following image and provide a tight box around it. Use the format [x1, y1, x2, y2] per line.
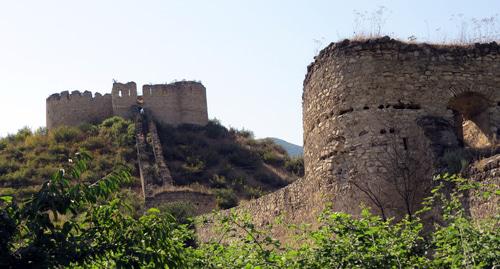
[198, 37, 500, 242]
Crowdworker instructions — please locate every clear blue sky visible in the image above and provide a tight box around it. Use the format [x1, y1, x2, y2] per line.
[0, 0, 498, 145]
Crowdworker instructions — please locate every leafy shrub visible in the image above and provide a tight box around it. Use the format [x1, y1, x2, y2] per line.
[215, 188, 238, 209]
[230, 127, 254, 139]
[34, 127, 48, 136]
[0, 153, 198, 268]
[78, 123, 98, 135]
[1, 152, 498, 268]
[204, 119, 229, 139]
[285, 157, 304, 176]
[182, 157, 205, 173]
[442, 148, 473, 173]
[210, 174, 228, 188]
[159, 201, 196, 225]
[0, 141, 6, 151]
[262, 151, 285, 166]
[50, 126, 81, 143]
[243, 185, 263, 198]
[81, 136, 106, 150]
[225, 146, 261, 168]
[99, 116, 135, 146]
[13, 127, 32, 143]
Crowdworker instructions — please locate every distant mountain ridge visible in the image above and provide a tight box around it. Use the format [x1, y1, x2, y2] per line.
[268, 138, 303, 157]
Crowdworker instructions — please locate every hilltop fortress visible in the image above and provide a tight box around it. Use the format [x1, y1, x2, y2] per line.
[46, 81, 208, 129]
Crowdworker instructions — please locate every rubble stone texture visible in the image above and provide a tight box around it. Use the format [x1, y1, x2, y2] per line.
[303, 37, 500, 219]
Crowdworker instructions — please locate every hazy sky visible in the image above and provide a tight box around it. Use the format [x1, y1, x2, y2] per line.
[0, 0, 498, 145]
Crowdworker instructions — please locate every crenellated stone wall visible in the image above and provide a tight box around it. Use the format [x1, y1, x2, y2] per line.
[46, 91, 113, 129]
[46, 80, 209, 129]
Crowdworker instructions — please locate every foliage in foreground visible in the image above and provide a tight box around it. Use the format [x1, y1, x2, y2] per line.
[0, 155, 498, 268]
[202, 174, 498, 269]
[0, 153, 195, 268]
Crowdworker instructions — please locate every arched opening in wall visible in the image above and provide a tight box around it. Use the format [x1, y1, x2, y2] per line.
[118, 90, 122, 97]
[448, 92, 493, 149]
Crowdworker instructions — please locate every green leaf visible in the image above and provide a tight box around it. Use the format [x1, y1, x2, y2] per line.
[0, 195, 13, 203]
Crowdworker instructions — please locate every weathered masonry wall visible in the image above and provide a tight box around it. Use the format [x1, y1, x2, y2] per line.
[46, 80, 209, 129]
[198, 37, 500, 241]
[142, 81, 209, 126]
[46, 91, 113, 129]
[303, 37, 500, 219]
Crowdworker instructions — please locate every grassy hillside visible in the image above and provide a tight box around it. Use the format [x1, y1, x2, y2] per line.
[158, 120, 303, 202]
[0, 117, 303, 209]
[0, 117, 138, 200]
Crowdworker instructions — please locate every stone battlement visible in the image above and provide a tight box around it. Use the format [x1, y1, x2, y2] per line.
[46, 80, 209, 129]
[46, 90, 111, 101]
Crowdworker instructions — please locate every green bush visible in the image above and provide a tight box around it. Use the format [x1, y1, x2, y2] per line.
[158, 201, 196, 225]
[215, 188, 238, 209]
[210, 174, 228, 188]
[285, 157, 304, 176]
[99, 116, 135, 146]
[442, 148, 473, 174]
[204, 119, 229, 139]
[0, 140, 7, 151]
[50, 126, 81, 143]
[81, 136, 106, 150]
[13, 127, 32, 143]
[1, 154, 498, 268]
[262, 151, 285, 166]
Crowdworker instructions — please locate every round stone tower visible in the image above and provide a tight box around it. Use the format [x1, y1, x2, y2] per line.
[303, 37, 500, 219]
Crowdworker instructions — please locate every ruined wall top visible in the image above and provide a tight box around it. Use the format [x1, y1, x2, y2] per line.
[305, 36, 500, 87]
[46, 80, 208, 129]
[46, 90, 111, 102]
[112, 81, 138, 97]
[142, 81, 205, 96]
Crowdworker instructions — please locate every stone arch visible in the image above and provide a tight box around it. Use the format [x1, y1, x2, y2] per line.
[448, 92, 494, 148]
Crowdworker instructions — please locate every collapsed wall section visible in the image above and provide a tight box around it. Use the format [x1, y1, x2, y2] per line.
[142, 81, 208, 126]
[46, 91, 113, 129]
[464, 155, 500, 220]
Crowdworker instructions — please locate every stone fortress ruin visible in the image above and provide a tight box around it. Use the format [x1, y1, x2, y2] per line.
[302, 36, 500, 220]
[44, 38, 499, 241]
[47, 80, 213, 214]
[199, 37, 500, 240]
[46, 81, 208, 129]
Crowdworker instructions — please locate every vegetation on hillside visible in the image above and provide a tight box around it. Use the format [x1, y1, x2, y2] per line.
[0, 117, 138, 200]
[157, 120, 303, 207]
[0, 156, 497, 268]
[0, 117, 303, 210]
